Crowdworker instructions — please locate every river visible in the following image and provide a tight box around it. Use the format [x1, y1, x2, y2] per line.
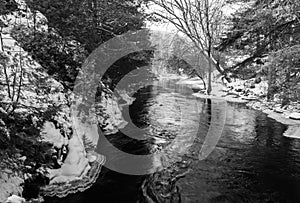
[47, 78, 300, 203]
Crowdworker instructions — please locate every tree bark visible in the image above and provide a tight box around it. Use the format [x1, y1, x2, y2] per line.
[207, 56, 212, 95]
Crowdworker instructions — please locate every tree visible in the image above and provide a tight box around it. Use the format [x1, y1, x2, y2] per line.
[10, 0, 150, 90]
[265, 45, 300, 104]
[218, 0, 300, 103]
[153, 0, 228, 94]
[218, 0, 300, 78]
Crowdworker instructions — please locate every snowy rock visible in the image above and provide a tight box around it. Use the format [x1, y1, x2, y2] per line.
[5, 195, 25, 203]
[47, 132, 90, 184]
[87, 154, 97, 163]
[41, 122, 68, 149]
[254, 77, 262, 84]
[289, 113, 300, 120]
[249, 84, 255, 89]
[235, 87, 243, 92]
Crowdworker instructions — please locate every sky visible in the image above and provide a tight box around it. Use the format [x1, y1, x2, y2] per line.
[145, 1, 244, 33]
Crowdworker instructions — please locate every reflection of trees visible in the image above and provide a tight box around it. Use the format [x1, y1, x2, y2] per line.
[101, 49, 155, 92]
[207, 98, 212, 125]
[221, 107, 299, 201]
[198, 99, 226, 161]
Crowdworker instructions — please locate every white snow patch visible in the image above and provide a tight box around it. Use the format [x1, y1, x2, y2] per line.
[176, 78, 203, 85]
[289, 113, 300, 120]
[47, 132, 90, 184]
[5, 195, 25, 203]
[41, 122, 68, 149]
[283, 126, 300, 139]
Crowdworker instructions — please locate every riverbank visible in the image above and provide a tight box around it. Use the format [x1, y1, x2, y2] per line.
[177, 77, 300, 139]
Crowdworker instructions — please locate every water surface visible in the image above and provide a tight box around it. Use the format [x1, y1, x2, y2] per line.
[47, 79, 300, 203]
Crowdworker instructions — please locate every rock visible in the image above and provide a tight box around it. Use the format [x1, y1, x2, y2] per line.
[289, 113, 300, 120]
[244, 80, 256, 88]
[87, 154, 97, 163]
[235, 88, 243, 92]
[254, 77, 262, 84]
[41, 153, 105, 198]
[5, 195, 25, 203]
[249, 82, 255, 88]
[41, 122, 68, 149]
[47, 132, 90, 184]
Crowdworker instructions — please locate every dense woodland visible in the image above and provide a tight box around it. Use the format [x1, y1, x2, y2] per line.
[219, 0, 300, 104]
[0, 0, 299, 201]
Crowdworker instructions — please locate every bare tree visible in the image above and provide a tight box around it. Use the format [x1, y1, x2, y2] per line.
[153, 0, 226, 94]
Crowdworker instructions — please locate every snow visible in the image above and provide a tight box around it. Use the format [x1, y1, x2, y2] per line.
[96, 95, 128, 135]
[0, 0, 108, 198]
[41, 122, 68, 149]
[0, 174, 24, 203]
[5, 195, 25, 203]
[47, 132, 90, 184]
[177, 77, 204, 85]
[289, 113, 300, 120]
[283, 126, 300, 139]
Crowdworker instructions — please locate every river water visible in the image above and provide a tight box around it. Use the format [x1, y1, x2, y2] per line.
[49, 78, 300, 203]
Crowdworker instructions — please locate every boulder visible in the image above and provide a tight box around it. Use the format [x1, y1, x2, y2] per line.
[289, 113, 300, 120]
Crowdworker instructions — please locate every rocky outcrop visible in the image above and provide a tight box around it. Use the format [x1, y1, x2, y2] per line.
[46, 133, 90, 184]
[38, 109, 107, 197]
[40, 119, 106, 197]
[0, 1, 107, 199]
[41, 152, 105, 198]
[41, 122, 68, 149]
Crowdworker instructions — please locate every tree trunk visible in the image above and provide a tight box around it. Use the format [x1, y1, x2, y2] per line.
[207, 56, 212, 95]
[194, 71, 207, 90]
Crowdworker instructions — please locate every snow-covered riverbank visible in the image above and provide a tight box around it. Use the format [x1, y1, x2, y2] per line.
[177, 77, 300, 139]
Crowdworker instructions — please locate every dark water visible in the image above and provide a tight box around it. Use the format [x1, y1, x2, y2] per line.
[47, 79, 300, 203]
